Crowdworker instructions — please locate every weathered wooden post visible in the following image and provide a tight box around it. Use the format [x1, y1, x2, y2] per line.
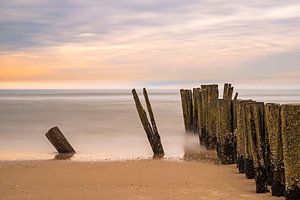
[232, 100, 239, 133]
[234, 92, 238, 100]
[249, 102, 269, 193]
[132, 89, 164, 158]
[236, 100, 251, 173]
[216, 99, 236, 164]
[206, 84, 219, 149]
[194, 88, 204, 144]
[193, 88, 200, 133]
[265, 103, 285, 196]
[201, 85, 208, 145]
[223, 83, 230, 99]
[281, 104, 300, 200]
[244, 101, 255, 179]
[45, 127, 76, 154]
[180, 89, 194, 132]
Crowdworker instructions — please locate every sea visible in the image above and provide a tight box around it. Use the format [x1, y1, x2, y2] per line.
[0, 89, 299, 161]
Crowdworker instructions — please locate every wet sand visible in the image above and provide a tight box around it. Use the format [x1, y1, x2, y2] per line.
[0, 159, 283, 200]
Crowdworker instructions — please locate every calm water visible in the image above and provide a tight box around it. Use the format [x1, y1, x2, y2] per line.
[0, 89, 299, 161]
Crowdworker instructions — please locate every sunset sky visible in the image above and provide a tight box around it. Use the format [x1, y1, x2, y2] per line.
[1, 0, 300, 89]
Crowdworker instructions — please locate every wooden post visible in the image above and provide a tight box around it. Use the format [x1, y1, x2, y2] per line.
[193, 88, 200, 133]
[206, 84, 219, 149]
[216, 99, 236, 164]
[265, 103, 285, 196]
[232, 100, 239, 133]
[201, 85, 208, 145]
[244, 101, 255, 179]
[45, 127, 75, 154]
[180, 89, 194, 132]
[143, 88, 163, 153]
[236, 100, 251, 173]
[234, 92, 238, 100]
[249, 102, 269, 193]
[223, 83, 229, 99]
[281, 104, 300, 200]
[194, 88, 204, 144]
[228, 86, 234, 100]
[132, 89, 164, 158]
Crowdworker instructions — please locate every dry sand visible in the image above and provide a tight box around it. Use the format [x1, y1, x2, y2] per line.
[0, 159, 283, 200]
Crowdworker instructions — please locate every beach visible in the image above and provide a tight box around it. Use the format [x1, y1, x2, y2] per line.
[0, 159, 284, 200]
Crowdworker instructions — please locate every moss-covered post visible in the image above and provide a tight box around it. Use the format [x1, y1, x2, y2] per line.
[180, 89, 193, 132]
[216, 99, 236, 164]
[206, 84, 219, 149]
[244, 101, 255, 179]
[281, 104, 300, 200]
[236, 100, 251, 173]
[265, 103, 285, 196]
[249, 102, 269, 193]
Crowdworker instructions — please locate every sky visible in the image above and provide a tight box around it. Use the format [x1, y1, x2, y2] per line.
[0, 0, 300, 89]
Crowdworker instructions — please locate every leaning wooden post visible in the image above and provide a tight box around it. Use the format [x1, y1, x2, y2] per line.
[249, 102, 269, 193]
[46, 127, 76, 154]
[244, 101, 255, 179]
[265, 103, 285, 196]
[281, 104, 300, 200]
[216, 99, 236, 164]
[132, 89, 164, 158]
[180, 89, 194, 132]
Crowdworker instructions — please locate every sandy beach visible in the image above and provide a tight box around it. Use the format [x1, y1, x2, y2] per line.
[0, 159, 284, 200]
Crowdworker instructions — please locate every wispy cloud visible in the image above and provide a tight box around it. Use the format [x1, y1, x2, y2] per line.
[0, 0, 300, 88]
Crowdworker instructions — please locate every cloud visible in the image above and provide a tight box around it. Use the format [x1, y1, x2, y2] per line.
[0, 0, 300, 88]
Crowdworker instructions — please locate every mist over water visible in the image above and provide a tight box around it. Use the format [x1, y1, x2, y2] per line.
[0, 89, 299, 161]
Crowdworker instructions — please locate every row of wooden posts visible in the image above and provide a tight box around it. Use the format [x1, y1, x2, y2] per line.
[180, 83, 300, 200]
[45, 86, 299, 200]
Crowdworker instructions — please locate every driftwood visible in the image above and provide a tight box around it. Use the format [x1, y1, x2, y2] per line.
[132, 88, 164, 158]
[45, 127, 75, 154]
[281, 104, 300, 200]
[249, 102, 269, 193]
[180, 89, 194, 132]
[265, 103, 285, 196]
[216, 99, 236, 164]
